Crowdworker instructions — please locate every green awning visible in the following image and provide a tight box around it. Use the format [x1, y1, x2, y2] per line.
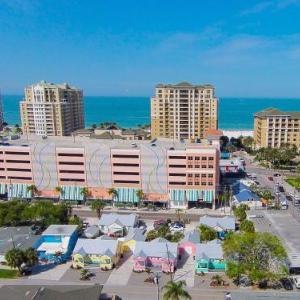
[0, 183, 6, 194]
[169, 189, 214, 203]
[115, 188, 139, 203]
[7, 184, 32, 199]
[60, 185, 84, 201]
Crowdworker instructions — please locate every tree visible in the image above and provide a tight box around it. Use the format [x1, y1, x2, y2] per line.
[26, 185, 38, 197]
[23, 248, 38, 267]
[223, 232, 287, 283]
[175, 208, 183, 221]
[146, 229, 158, 241]
[90, 199, 106, 218]
[68, 215, 83, 231]
[163, 280, 191, 300]
[5, 248, 25, 273]
[55, 186, 63, 201]
[199, 224, 217, 241]
[136, 189, 145, 203]
[80, 187, 90, 203]
[233, 206, 247, 222]
[91, 124, 97, 129]
[240, 220, 255, 233]
[108, 188, 118, 206]
[242, 136, 254, 152]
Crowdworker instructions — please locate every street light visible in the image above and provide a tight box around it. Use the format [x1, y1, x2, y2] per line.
[153, 271, 161, 300]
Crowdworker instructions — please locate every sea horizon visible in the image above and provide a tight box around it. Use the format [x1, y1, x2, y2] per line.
[2, 95, 300, 131]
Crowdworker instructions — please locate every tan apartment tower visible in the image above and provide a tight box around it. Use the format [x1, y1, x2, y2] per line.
[151, 82, 218, 141]
[254, 108, 300, 149]
[20, 81, 84, 136]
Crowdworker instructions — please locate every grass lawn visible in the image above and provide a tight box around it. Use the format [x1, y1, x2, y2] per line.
[0, 269, 19, 279]
[286, 177, 300, 190]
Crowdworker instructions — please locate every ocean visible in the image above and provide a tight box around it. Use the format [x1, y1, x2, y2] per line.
[2, 95, 300, 130]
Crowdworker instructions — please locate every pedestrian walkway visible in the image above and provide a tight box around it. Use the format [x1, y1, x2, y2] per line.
[106, 253, 134, 286]
[174, 255, 195, 287]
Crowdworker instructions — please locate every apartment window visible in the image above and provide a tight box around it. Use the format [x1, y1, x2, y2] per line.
[208, 182, 213, 186]
[58, 153, 83, 157]
[113, 172, 139, 175]
[169, 156, 186, 159]
[169, 182, 185, 185]
[201, 182, 207, 186]
[195, 157, 200, 160]
[188, 182, 193, 186]
[169, 164, 186, 168]
[202, 165, 207, 168]
[188, 156, 193, 160]
[112, 154, 139, 158]
[187, 174, 193, 178]
[195, 174, 200, 178]
[208, 157, 214, 161]
[208, 174, 213, 178]
[202, 157, 207, 160]
[169, 173, 186, 177]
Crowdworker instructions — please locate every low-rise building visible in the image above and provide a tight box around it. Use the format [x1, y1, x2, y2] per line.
[199, 215, 235, 239]
[232, 182, 261, 208]
[36, 225, 78, 262]
[195, 240, 226, 273]
[72, 238, 120, 270]
[254, 108, 300, 149]
[0, 226, 40, 263]
[119, 228, 145, 253]
[99, 213, 138, 237]
[178, 229, 200, 256]
[220, 158, 245, 175]
[133, 238, 178, 273]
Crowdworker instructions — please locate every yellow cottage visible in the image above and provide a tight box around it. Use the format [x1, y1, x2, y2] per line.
[72, 238, 120, 270]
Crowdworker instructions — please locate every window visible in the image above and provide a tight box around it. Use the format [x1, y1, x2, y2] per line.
[113, 163, 139, 167]
[59, 162, 84, 166]
[114, 180, 140, 184]
[113, 172, 139, 175]
[58, 153, 83, 157]
[112, 154, 139, 158]
[5, 151, 30, 155]
[169, 156, 186, 159]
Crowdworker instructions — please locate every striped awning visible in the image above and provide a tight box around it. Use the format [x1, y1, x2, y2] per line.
[7, 184, 32, 199]
[115, 188, 139, 203]
[60, 186, 84, 201]
[169, 189, 215, 203]
[0, 183, 7, 194]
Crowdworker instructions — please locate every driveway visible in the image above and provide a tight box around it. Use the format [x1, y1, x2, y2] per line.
[29, 262, 71, 281]
[174, 254, 195, 287]
[105, 253, 133, 286]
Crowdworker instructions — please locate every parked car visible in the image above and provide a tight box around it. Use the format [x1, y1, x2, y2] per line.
[268, 176, 274, 181]
[278, 186, 285, 192]
[280, 278, 293, 290]
[138, 220, 147, 234]
[293, 277, 300, 289]
[169, 222, 184, 232]
[273, 173, 281, 177]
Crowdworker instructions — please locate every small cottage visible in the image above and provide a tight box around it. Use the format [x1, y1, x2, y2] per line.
[72, 238, 120, 270]
[178, 229, 200, 256]
[119, 228, 145, 254]
[195, 240, 226, 273]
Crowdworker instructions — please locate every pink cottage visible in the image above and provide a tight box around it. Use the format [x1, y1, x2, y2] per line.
[133, 238, 178, 273]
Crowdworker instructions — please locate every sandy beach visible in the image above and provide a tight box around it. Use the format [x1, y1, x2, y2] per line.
[222, 129, 253, 138]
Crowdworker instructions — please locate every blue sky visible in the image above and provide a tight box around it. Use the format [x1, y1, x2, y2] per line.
[0, 0, 300, 97]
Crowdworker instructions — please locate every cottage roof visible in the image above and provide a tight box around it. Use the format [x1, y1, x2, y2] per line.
[73, 238, 118, 257]
[195, 240, 223, 260]
[182, 230, 200, 244]
[123, 228, 145, 242]
[42, 225, 78, 236]
[199, 215, 235, 231]
[84, 225, 100, 238]
[99, 213, 137, 228]
[233, 183, 261, 203]
[133, 240, 178, 259]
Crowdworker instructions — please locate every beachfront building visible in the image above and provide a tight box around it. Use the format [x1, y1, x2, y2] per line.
[20, 81, 84, 137]
[133, 238, 178, 273]
[72, 238, 120, 269]
[0, 136, 219, 209]
[151, 82, 218, 141]
[254, 108, 300, 149]
[195, 240, 226, 273]
[199, 215, 235, 239]
[36, 225, 78, 262]
[98, 213, 138, 237]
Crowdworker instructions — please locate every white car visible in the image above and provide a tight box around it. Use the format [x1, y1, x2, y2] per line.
[169, 224, 184, 232]
[293, 277, 300, 289]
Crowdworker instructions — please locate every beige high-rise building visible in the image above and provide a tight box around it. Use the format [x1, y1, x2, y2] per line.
[254, 108, 300, 149]
[151, 82, 218, 141]
[20, 81, 84, 136]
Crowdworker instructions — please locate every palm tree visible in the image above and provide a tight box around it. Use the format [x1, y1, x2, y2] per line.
[55, 186, 63, 201]
[5, 248, 25, 274]
[23, 248, 38, 267]
[90, 199, 106, 218]
[163, 280, 191, 300]
[26, 184, 38, 198]
[108, 188, 118, 207]
[80, 187, 89, 204]
[136, 189, 145, 204]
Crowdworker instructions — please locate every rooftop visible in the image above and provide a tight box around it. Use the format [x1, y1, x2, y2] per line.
[73, 238, 119, 256]
[27, 80, 81, 91]
[254, 108, 300, 119]
[199, 215, 235, 231]
[0, 226, 40, 256]
[156, 82, 214, 89]
[99, 213, 137, 227]
[42, 225, 78, 236]
[196, 240, 223, 260]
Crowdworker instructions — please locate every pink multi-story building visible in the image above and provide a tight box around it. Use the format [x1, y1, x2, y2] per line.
[0, 136, 220, 208]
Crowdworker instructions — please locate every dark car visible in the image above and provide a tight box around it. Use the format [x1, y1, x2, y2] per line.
[153, 219, 167, 229]
[278, 186, 285, 192]
[268, 176, 274, 181]
[280, 278, 293, 290]
[273, 173, 281, 177]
